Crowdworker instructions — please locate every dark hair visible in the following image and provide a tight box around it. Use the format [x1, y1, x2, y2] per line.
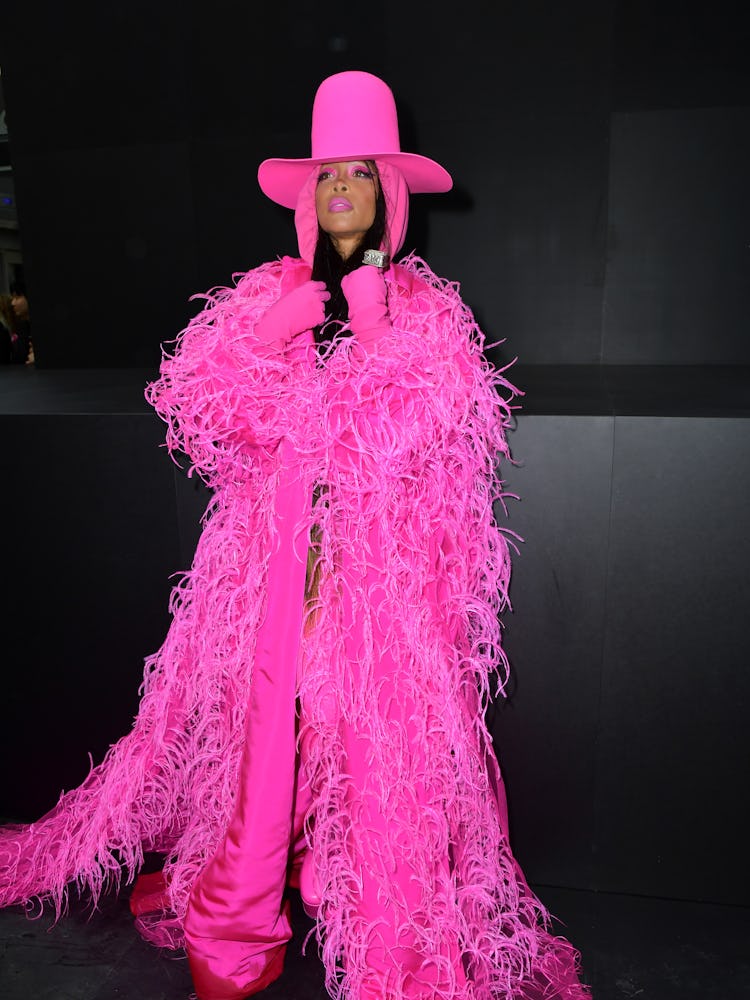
[311, 161, 387, 350]
[9, 280, 27, 299]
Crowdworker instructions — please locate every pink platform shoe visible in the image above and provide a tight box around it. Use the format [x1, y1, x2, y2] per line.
[299, 849, 322, 919]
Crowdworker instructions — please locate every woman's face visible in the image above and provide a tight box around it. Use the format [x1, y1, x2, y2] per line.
[315, 160, 378, 259]
[11, 293, 29, 321]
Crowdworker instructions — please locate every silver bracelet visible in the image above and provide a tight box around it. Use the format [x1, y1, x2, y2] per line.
[362, 249, 390, 269]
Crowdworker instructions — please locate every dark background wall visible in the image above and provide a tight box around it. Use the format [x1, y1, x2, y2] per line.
[1, 1, 748, 368]
[1, 0, 748, 914]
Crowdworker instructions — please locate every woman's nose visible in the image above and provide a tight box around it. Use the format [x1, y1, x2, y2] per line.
[333, 174, 348, 190]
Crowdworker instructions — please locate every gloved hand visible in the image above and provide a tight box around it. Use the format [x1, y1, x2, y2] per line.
[254, 280, 330, 348]
[341, 266, 392, 350]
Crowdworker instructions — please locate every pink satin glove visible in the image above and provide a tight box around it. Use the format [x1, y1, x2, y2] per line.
[254, 280, 330, 348]
[341, 266, 392, 350]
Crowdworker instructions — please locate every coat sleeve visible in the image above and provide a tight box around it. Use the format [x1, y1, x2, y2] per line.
[146, 261, 302, 485]
[318, 257, 519, 690]
[322, 259, 517, 485]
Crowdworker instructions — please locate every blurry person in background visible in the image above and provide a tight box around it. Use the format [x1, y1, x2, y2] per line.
[0, 293, 19, 363]
[9, 280, 33, 365]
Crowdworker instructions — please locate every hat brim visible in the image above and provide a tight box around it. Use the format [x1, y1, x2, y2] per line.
[258, 152, 452, 209]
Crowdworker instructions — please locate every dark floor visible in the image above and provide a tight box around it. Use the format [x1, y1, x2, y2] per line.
[1, 885, 748, 1000]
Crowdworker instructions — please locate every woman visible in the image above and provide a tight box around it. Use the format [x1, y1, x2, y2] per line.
[0, 72, 588, 1000]
[0, 284, 31, 364]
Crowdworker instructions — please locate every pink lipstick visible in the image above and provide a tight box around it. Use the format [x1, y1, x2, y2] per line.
[328, 198, 353, 212]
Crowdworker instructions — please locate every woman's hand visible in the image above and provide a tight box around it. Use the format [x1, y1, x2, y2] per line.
[254, 280, 330, 347]
[341, 266, 392, 349]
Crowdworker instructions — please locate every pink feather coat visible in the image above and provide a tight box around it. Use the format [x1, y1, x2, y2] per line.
[0, 164, 588, 1000]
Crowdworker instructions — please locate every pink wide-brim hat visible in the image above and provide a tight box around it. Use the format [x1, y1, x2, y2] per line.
[258, 71, 452, 209]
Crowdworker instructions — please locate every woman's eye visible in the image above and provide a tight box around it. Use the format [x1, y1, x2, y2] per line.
[351, 168, 373, 179]
[317, 170, 334, 183]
